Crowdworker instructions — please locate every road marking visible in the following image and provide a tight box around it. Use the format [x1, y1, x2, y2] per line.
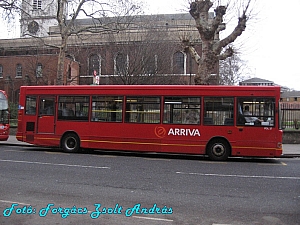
[257, 162, 287, 166]
[4, 150, 28, 153]
[200, 161, 227, 164]
[4, 150, 71, 156]
[212, 224, 232, 225]
[176, 172, 300, 180]
[0, 159, 110, 169]
[257, 160, 287, 166]
[95, 155, 117, 158]
[45, 152, 70, 155]
[133, 216, 173, 222]
[0, 200, 30, 206]
[143, 158, 171, 161]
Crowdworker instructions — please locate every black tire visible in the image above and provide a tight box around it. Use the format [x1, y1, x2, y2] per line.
[207, 138, 230, 161]
[61, 133, 80, 153]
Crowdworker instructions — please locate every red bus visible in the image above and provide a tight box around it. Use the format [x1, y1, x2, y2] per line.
[0, 90, 9, 141]
[16, 85, 282, 160]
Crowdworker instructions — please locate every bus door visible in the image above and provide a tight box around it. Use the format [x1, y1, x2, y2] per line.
[235, 97, 276, 149]
[37, 96, 55, 133]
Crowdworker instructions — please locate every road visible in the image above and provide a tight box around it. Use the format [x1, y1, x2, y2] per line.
[0, 145, 299, 225]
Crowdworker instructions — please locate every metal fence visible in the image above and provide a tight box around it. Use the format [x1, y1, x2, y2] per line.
[280, 103, 300, 129]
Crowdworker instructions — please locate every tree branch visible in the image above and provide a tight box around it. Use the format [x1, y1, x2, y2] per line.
[188, 46, 201, 65]
[218, 46, 234, 60]
[181, 37, 201, 65]
[189, 0, 214, 41]
[211, 6, 226, 34]
[213, 0, 251, 54]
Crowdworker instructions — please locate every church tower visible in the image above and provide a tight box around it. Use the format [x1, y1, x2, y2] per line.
[20, 0, 59, 37]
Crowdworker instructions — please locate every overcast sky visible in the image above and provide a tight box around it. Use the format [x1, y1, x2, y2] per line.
[1, 0, 300, 90]
[143, 0, 300, 90]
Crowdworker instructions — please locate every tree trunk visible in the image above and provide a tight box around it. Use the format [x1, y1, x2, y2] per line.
[56, 37, 67, 85]
[185, 0, 251, 85]
[195, 41, 218, 85]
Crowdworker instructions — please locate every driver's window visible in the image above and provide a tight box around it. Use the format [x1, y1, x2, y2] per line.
[237, 97, 275, 127]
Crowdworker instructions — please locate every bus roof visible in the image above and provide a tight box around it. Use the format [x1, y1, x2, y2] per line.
[19, 85, 281, 97]
[20, 85, 281, 90]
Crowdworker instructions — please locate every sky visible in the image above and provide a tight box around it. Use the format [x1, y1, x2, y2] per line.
[143, 0, 300, 90]
[1, 0, 300, 90]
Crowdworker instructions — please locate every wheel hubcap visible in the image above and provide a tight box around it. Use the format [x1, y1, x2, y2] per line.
[66, 137, 76, 149]
[212, 144, 225, 156]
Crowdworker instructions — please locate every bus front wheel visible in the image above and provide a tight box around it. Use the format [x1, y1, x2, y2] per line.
[61, 133, 80, 153]
[207, 138, 230, 161]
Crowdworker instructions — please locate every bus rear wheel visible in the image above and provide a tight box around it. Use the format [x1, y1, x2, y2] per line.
[207, 138, 230, 161]
[61, 133, 80, 153]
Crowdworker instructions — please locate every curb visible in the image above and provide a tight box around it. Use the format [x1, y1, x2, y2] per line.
[280, 154, 300, 158]
[0, 142, 34, 147]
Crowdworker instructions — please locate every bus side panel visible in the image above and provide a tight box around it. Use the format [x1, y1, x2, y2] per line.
[231, 127, 282, 157]
[63, 123, 206, 154]
[0, 125, 9, 141]
[16, 91, 25, 142]
[16, 111, 23, 142]
[0, 90, 9, 141]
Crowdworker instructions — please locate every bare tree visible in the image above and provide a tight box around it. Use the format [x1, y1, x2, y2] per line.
[21, 50, 58, 85]
[106, 17, 187, 85]
[0, 0, 141, 85]
[54, 0, 142, 85]
[219, 52, 251, 85]
[0, 0, 21, 17]
[182, 0, 253, 85]
[0, 0, 22, 36]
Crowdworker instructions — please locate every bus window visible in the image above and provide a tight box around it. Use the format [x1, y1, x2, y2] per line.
[125, 96, 160, 123]
[25, 96, 37, 115]
[0, 92, 8, 110]
[163, 97, 200, 124]
[91, 96, 123, 122]
[203, 97, 234, 125]
[39, 97, 54, 115]
[0, 91, 9, 125]
[58, 96, 89, 121]
[237, 97, 275, 126]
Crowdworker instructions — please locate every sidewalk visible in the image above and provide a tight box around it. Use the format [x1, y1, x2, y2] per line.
[5, 136, 33, 146]
[1, 135, 299, 157]
[282, 144, 300, 157]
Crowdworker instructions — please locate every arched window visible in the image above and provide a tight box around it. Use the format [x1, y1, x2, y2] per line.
[0, 65, 3, 78]
[16, 64, 22, 77]
[115, 53, 128, 75]
[173, 51, 185, 74]
[143, 55, 157, 74]
[66, 54, 75, 61]
[66, 55, 75, 80]
[89, 54, 100, 76]
[36, 63, 43, 77]
[68, 64, 72, 80]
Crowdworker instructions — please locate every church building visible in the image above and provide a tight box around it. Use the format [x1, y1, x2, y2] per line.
[0, 0, 205, 103]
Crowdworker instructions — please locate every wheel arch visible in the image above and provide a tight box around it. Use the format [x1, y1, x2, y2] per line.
[60, 131, 81, 150]
[205, 136, 232, 158]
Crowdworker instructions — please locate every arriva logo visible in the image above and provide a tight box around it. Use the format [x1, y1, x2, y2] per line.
[155, 126, 201, 138]
[154, 126, 167, 138]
